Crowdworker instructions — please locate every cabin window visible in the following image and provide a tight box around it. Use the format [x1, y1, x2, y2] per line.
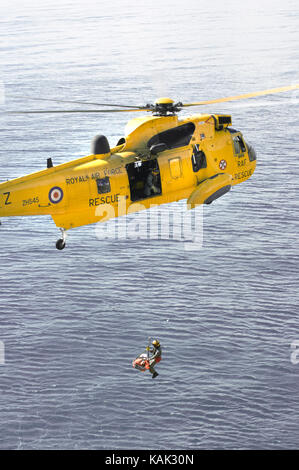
[191, 145, 207, 172]
[233, 135, 247, 155]
[147, 122, 195, 150]
[96, 177, 111, 194]
[126, 159, 162, 202]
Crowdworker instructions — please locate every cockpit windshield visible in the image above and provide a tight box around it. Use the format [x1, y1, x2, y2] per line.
[233, 135, 247, 155]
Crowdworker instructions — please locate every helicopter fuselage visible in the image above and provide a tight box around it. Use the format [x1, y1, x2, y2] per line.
[0, 113, 256, 233]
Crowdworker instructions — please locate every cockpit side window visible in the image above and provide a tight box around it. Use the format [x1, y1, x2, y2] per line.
[147, 122, 195, 150]
[191, 145, 207, 172]
[233, 135, 247, 155]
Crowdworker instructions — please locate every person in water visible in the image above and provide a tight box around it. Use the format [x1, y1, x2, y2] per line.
[148, 339, 162, 378]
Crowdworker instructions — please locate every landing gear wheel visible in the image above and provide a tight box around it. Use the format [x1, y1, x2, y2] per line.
[56, 239, 66, 250]
[56, 228, 67, 250]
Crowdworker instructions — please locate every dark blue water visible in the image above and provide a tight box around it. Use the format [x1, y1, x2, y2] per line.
[1, 0, 299, 450]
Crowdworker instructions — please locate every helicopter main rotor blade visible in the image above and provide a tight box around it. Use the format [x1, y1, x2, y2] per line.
[6, 108, 152, 114]
[183, 84, 299, 107]
[19, 97, 147, 108]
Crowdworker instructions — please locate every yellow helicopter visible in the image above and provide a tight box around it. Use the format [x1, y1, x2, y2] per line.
[1, 84, 298, 250]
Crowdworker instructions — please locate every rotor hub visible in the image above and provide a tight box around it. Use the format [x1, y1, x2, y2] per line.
[146, 97, 183, 116]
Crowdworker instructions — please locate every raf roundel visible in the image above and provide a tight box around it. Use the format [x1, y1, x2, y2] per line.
[49, 186, 64, 204]
[219, 159, 227, 170]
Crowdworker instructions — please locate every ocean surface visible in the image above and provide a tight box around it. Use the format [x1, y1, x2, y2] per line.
[0, 0, 299, 450]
